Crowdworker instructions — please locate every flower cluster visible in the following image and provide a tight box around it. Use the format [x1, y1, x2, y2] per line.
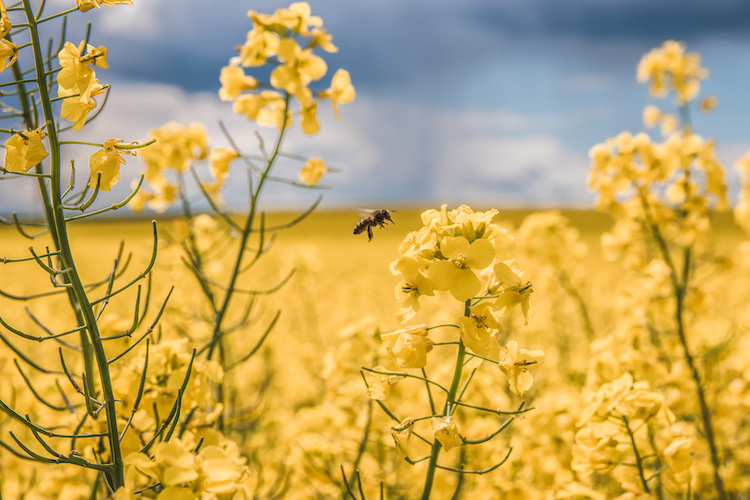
[637, 40, 708, 105]
[220, 1, 355, 135]
[131, 122, 209, 212]
[572, 373, 694, 497]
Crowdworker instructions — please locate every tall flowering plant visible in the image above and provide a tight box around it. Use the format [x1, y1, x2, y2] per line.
[363, 205, 543, 499]
[0, 0, 173, 496]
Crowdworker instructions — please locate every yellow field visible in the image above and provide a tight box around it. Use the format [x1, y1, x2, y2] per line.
[3, 208, 748, 498]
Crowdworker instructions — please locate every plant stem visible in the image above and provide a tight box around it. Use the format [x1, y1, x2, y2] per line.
[420, 300, 470, 500]
[23, 1, 123, 489]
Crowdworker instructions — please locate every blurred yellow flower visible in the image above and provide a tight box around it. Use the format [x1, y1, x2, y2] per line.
[699, 95, 719, 113]
[218, 65, 258, 101]
[300, 99, 320, 134]
[3, 128, 48, 173]
[298, 157, 329, 185]
[431, 416, 462, 452]
[428, 236, 494, 302]
[319, 69, 356, 121]
[498, 340, 544, 396]
[381, 325, 433, 369]
[637, 40, 708, 104]
[209, 147, 239, 184]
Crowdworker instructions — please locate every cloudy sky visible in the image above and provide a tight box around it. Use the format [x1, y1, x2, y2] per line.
[3, 0, 750, 215]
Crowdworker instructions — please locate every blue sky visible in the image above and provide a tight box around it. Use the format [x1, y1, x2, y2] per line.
[3, 0, 750, 214]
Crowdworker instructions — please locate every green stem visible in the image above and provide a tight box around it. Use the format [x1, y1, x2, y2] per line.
[420, 300, 470, 500]
[623, 416, 650, 493]
[23, 1, 123, 489]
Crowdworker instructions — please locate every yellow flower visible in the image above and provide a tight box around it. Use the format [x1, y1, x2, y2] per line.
[88, 139, 135, 191]
[298, 157, 329, 185]
[431, 416, 462, 452]
[218, 65, 258, 101]
[0, 1, 11, 38]
[498, 340, 544, 396]
[492, 261, 533, 324]
[699, 95, 718, 114]
[319, 69, 355, 121]
[76, 0, 133, 12]
[458, 302, 501, 358]
[209, 147, 239, 184]
[57, 41, 108, 104]
[428, 236, 494, 302]
[391, 417, 414, 459]
[636, 40, 708, 104]
[60, 82, 107, 131]
[300, 99, 320, 135]
[308, 28, 338, 53]
[3, 129, 48, 173]
[663, 437, 693, 474]
[0, 38, 18, 73]
[642, 105, 661, 129]
[236, 28, 279, 67]
[271, 38, 327, 105]
[393, 256, 434, 323]
[381, 325, 433, 369]
[365, 366, 400, 400]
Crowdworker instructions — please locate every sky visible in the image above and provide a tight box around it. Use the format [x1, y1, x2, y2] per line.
[3, 0, 750, 215]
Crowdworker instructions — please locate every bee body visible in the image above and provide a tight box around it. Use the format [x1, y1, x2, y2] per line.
[353, 209, 394, 241]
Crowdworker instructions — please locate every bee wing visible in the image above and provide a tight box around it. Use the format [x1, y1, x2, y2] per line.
[353, 207, 376, 217]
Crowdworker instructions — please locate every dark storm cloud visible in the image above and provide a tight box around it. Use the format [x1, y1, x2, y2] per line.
[467, 0, 750, 42]
[79, 0, 750, 96]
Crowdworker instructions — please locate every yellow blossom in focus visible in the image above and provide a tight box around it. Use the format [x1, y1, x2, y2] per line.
[319, 69, 355, 121]
[458, 302, 501, 358]
[431, 416, 462, 452]
[393, 256, 434, 323]
[57, 41, 108, 105]
[218, 65, 258, 101]
[492, 261, 533, 324]
[298, 157, 329, 185]
[0, 38, 18, 72]
[0, 1, 11, 38]
[3, 129, 48, 173]
[77, 0, 133, 11]
[60, 82, 107, 131]
[428, 236, 494, 302]
[381, 325, 433, 369]
[88, 139, 136, 191]
[391, 417, 414, 458]
[498, 340, 544, 396]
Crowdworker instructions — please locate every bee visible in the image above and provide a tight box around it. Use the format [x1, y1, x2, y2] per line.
[353, 208, 395, 241]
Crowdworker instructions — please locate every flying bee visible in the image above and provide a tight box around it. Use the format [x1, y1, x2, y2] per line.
[353, 208, 395, 241]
